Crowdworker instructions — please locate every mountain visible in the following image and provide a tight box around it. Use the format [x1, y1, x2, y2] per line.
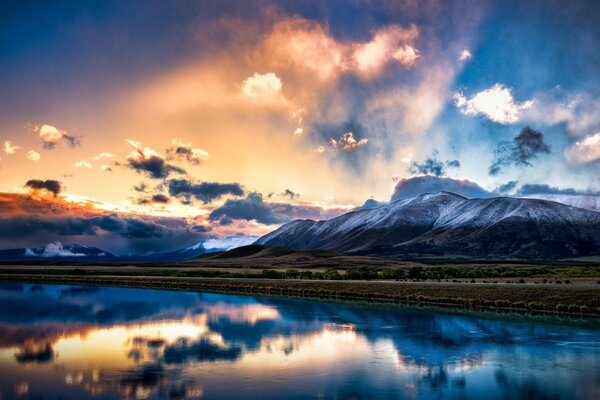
[159, 235, 260, 260]
[0, 242, 115, 262]
[256, 192, 600, 260]
[521, 194, 600, 212]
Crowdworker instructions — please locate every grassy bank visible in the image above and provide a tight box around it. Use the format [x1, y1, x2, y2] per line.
[2, 273, 599, 317]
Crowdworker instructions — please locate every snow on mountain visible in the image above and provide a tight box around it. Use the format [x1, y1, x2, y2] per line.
[257, 192, 600, 259]
[521, 194, 600, 212]
[0, 242, 115, 261]
[185, 235, 259, 252]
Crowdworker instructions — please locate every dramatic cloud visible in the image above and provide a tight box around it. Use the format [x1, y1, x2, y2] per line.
[454, 84, 533, 124]
[26, 150, 40, 161]
[3, 141, 19, 154]
[565, 132, 600, 164]
[489, 126, 550, 175]
[408, 152, 460, 177]
[241, 72, 283, 100]
[168, 179, 244, 204]
[496, 180, 519, 194]
[209, 192, 285, 225]
[391, 176, 493, 201]
[24, 179, 62, 196]
[32, 124, 81, 149]
[328, 132, 368, 152]
[166, 139, 209, 165]
[264, 18, 419, 82]
[126, 146, 186, 179]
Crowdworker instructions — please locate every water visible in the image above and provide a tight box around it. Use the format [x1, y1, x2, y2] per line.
[0, 282, 598, 400]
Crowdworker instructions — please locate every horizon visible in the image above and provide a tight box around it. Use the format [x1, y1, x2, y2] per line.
[1, 0, 600, 255]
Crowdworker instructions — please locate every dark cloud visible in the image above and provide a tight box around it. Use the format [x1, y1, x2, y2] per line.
[163, 338, 242, 364]
[391, 176, 493, 201]
[516, 184, 600, 196]
[24, 179, 62, 196]
[282, 189, 299, 200]
[166, 143, 208, 165]
[209, 192, 286, 225]
[126, 150, 186, 179]
[496, 180, 519, 194]
[489, 127, 550, 175]
[168, 179, 244, 204]
[408, 152, 460, 177]
[136, 194, 170, 205]
[133, 182, 147, 193]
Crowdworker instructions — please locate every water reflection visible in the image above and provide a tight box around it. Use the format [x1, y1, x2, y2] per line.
[0, 283, 598, 399]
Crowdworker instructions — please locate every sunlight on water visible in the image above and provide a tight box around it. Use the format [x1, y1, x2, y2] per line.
[0, 282, 598, 399]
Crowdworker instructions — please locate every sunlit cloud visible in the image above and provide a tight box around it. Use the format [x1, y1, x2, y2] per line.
[26, 150, 41, 161]
[459, 49, 472, 61]
[329, 132, 368, 152]
[74, 160, 92, 168]
[453, 84, 533, 124]
[125, 145, 186, 179]
[93, 152, 116, 161]
[166, 139, 209, 165]
[31, 124, 81, 149]
[566, 132, 600, 164]
[3, 140, 19, 154]
[241, 72, 283, 101]
[264, 17, 419, 82]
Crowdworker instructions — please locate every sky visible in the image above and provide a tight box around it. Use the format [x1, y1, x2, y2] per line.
[1, 0, 600, 255]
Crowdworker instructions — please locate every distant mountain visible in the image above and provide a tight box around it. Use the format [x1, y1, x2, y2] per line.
[0, 242, 115, 262]
[154, 235, 260, 261]
[257, 192, 600, 260]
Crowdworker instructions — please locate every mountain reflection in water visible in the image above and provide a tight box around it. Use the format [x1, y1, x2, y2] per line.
[0, 283, 598, 399]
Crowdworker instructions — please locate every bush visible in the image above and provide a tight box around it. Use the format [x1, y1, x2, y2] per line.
[322, 269, 342, 280]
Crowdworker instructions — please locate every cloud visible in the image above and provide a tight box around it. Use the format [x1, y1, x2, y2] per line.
[136, 194, 171, 205]
[3, 141, 19, 154]
[458, 49, 472, 61]
[408, 152, 460, 177]
[100, 164, 112, 172]
[24, 179, 62, 196]
[26, 150, 40, 161]
[168, 179, 244, 204]
[32, 124, 81, 149]
[209, 192, 285, 225]
[391, 176, 493, 201]
[0, 193, 212, 255]
[454, 84, 533, 124]
[489, 126, 550, 175]
[496, 180, 519, 194]
[264, 17, 419, 82]
[328, 132, 368, 152]
[282, 189, 299, 200]
[522, 90, 600, 136]
[515, 184, 599, 196]
[92, 152, 115, 161]
[565, 132, 600, 164]
[36, 242, 86, 257]
[241, 72, 283, 100]
[73, 160, 92, 168]
[166, 139, 209, 165]
[126, 146, 186, 179]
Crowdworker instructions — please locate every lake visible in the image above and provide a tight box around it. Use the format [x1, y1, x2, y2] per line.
[0, 282, 598, 399]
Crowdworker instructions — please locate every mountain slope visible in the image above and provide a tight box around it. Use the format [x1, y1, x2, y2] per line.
[0, 243, 115, 261]
[257, 192, 600, 259]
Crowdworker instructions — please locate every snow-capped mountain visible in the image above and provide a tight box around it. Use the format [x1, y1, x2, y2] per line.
[257, 192, 600, 259]
[521, 194, 600, 212]
[184, 235, 259, 253]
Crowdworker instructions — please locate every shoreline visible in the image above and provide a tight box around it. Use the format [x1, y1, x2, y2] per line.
[2, 273, 599, 318]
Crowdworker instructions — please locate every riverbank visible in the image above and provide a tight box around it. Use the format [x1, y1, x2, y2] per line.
[2, 273, 599, 317]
